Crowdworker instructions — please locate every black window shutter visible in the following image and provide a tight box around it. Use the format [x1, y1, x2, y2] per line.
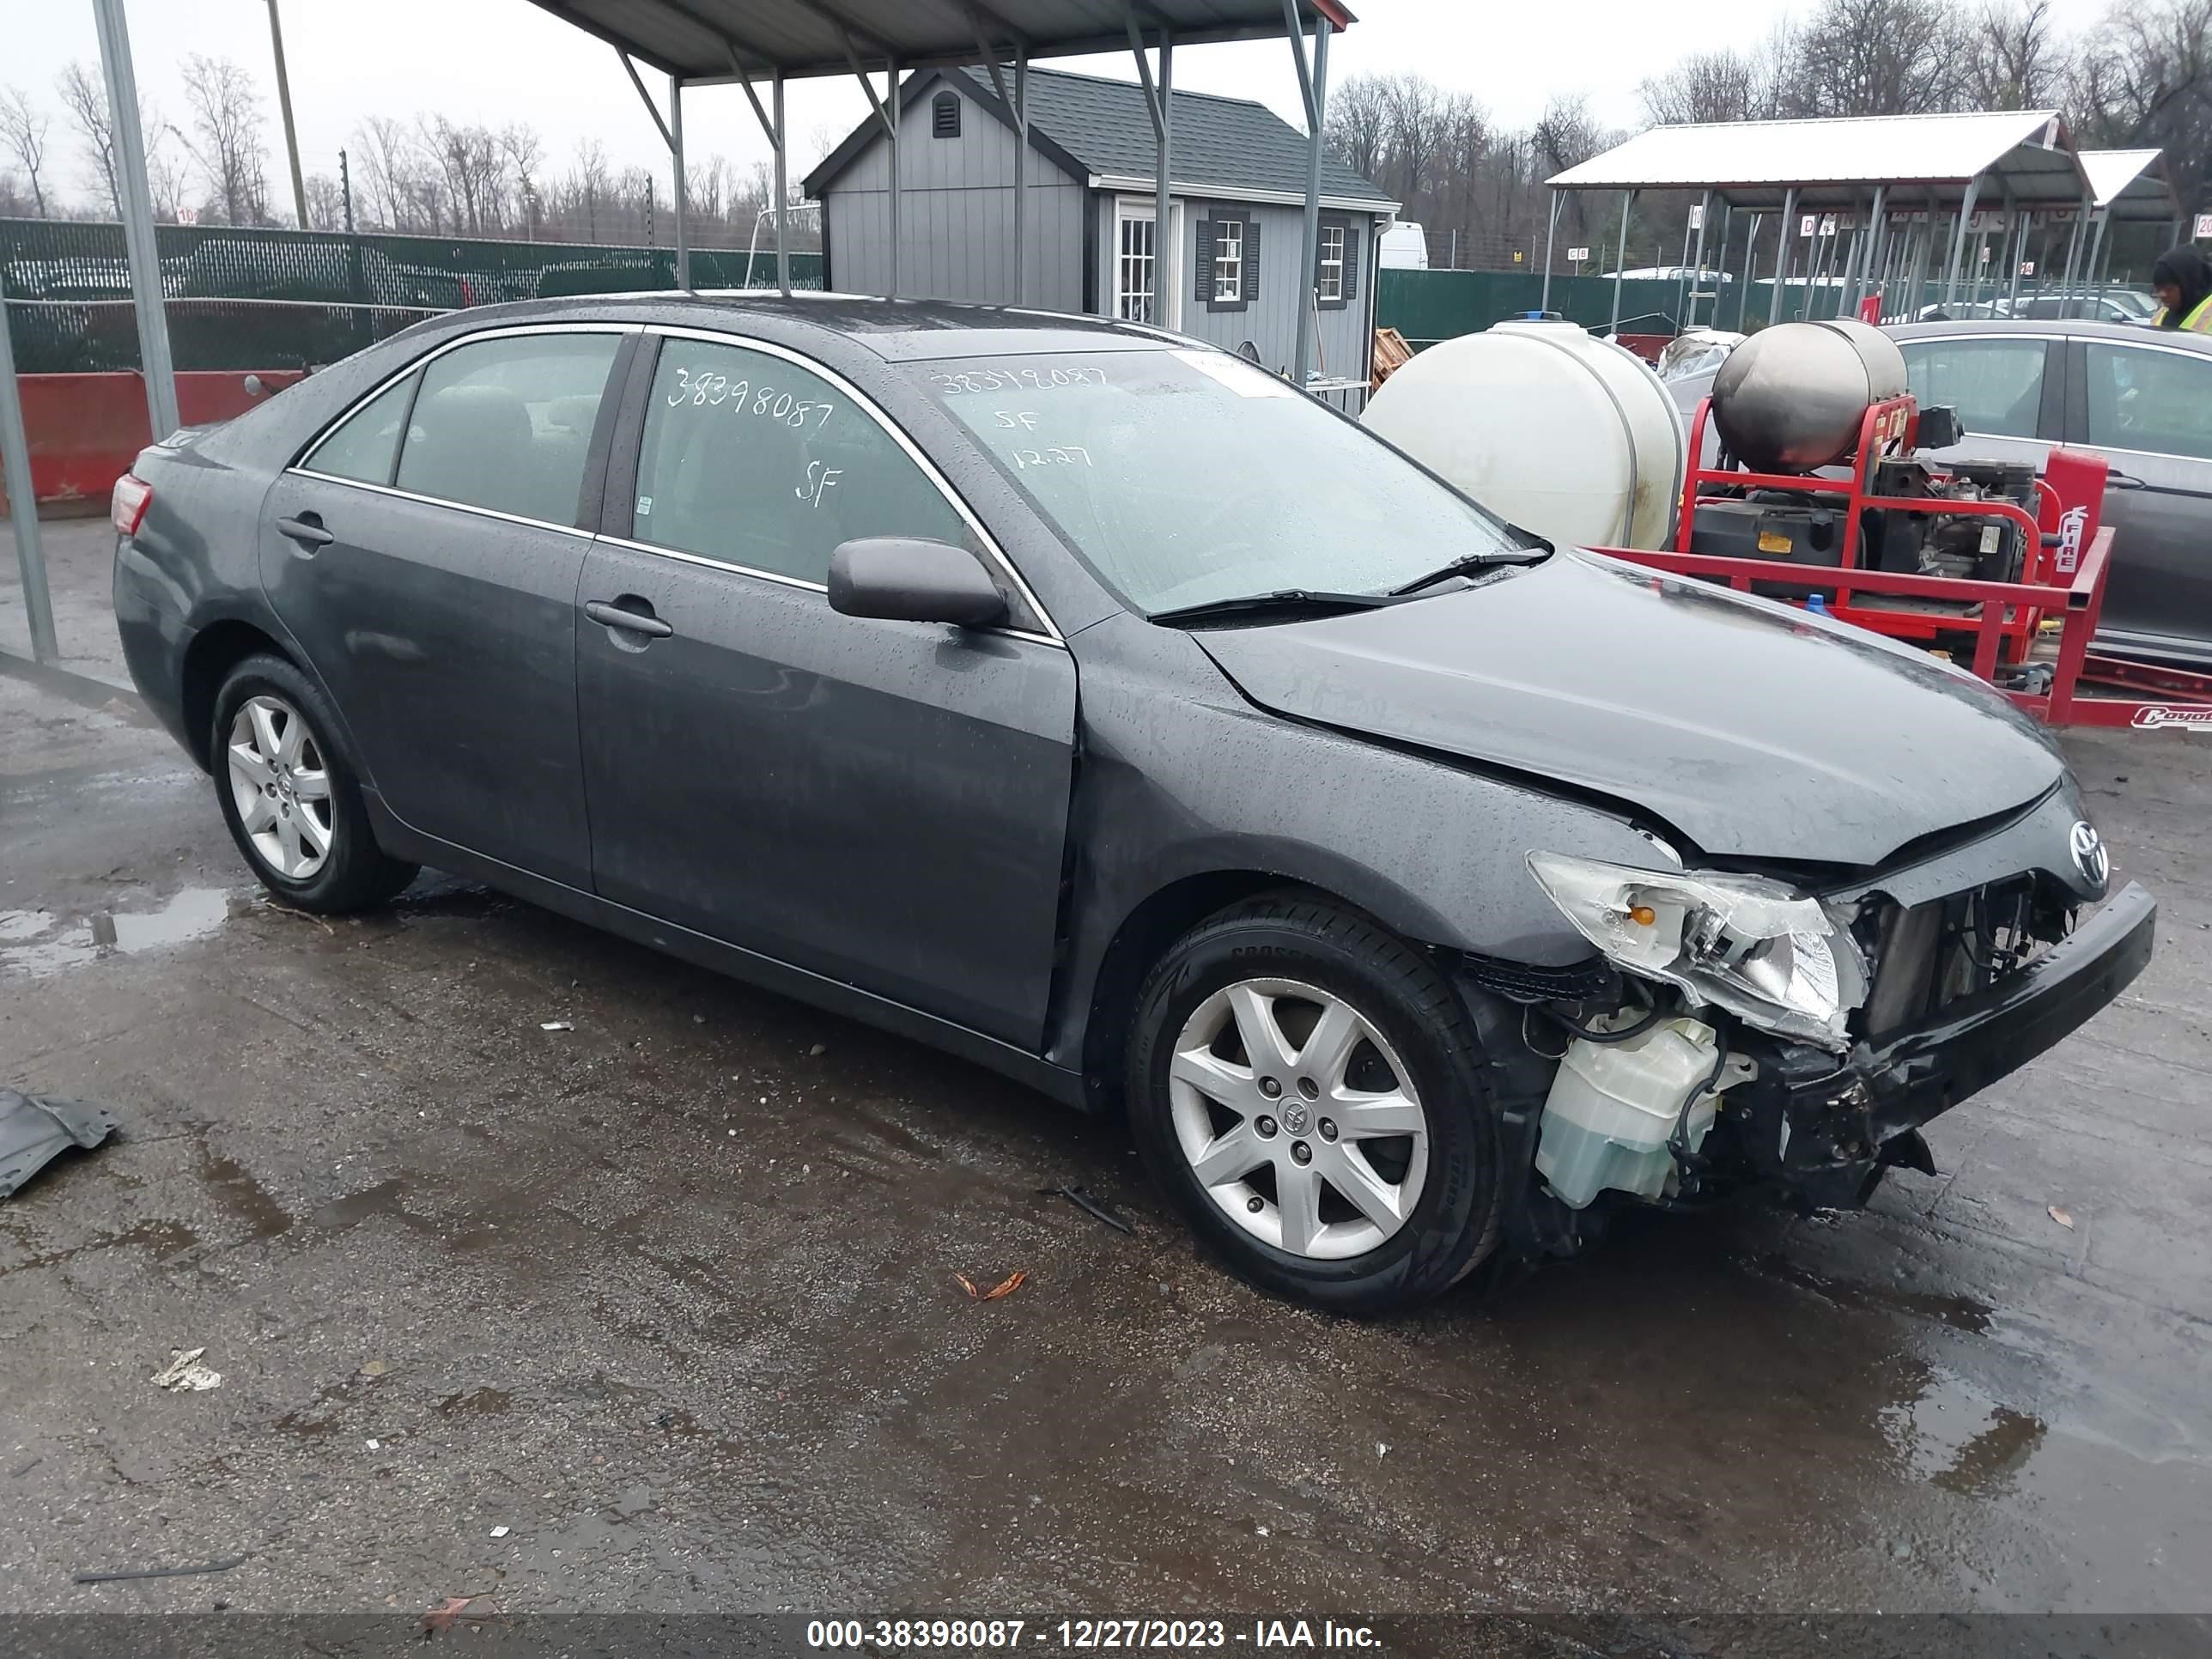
[1240, 216, 1258, 312]
[1343, 222, 1359, 304]
[1194, 214, 1214, 304]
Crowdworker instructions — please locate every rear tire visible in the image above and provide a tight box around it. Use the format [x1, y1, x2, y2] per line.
[1126, 892, 1504, 1315]
[211, 653, 417, 914]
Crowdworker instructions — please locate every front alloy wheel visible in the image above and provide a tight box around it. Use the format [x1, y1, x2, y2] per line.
[1169, 978, 1430, 1260]
[226, 694, 336, 879]
[1127, 892, 1504, 1314]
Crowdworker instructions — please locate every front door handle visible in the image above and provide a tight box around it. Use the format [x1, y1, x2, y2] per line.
[276, 513, 333, 548]
[584, 599, 674, 639]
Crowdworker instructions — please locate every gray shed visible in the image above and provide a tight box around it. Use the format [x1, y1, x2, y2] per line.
[803, 65, 1396, 387]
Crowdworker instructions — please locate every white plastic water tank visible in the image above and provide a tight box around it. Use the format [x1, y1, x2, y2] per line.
[1363, 319, 1686, 550]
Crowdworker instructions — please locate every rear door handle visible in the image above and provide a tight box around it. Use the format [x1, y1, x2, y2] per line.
[584, 599, 674, 639]
[2105, 471, 2147, 489]
[276, 513, 333, 548]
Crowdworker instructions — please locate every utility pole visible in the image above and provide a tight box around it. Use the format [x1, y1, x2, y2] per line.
[337, 148, 354, 233]
[264, 0, 309, 228]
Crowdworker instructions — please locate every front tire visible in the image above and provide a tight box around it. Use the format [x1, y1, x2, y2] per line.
[211, 653, 417, 913]
[1126, 893, 1504, 1314]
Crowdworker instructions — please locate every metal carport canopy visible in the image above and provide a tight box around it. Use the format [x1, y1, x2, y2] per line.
[1537, 109, 2099, 326]
[2080, 148, 2177, 222]
[1545, 110, 2090, 211]
[527, 0, 1356, 79]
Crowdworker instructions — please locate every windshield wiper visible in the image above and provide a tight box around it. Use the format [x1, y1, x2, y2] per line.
[1387, 541, 1553, 597]
[1147, 589, 1401, 627]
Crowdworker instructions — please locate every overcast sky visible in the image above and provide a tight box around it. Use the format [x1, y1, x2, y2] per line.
[8, 0, 2118, 216]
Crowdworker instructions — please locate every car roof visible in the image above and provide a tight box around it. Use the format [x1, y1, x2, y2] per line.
[1886, 317, 2212, 351]
[415, 291, 1184, 362]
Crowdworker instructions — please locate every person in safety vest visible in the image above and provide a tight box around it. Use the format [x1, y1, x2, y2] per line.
[2149, 245, 2212, 331]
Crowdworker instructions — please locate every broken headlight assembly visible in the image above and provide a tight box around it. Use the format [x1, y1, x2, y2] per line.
[1526, 853, 1869, 1050]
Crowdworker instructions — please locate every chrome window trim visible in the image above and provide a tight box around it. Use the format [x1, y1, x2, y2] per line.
[640, 324, 1066, 646]
[291, 320, 639, 481]
[279, 469, 600, 539]
[591, 532, 1062, 649]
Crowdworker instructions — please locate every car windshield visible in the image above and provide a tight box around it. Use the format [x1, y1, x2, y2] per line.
[909, 348, 1526, 615]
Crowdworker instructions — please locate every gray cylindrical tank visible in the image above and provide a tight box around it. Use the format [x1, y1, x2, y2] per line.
[1709, 319, 1908, 473]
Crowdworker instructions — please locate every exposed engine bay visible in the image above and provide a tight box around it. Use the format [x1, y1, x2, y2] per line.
[1474, 821, 2124, 1269]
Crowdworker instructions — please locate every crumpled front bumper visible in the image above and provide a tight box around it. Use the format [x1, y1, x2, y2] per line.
[1735, 882, 2156, 1207]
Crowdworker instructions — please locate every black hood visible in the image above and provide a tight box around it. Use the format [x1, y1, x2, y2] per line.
[1192, 551, 2064, 868]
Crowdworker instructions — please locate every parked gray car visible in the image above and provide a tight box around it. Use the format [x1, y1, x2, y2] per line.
[1674, 319, 2212, 671]
[112, 295, 2152, 1312]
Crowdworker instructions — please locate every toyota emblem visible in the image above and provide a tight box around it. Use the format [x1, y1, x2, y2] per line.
[2069, 820, 2109, 890]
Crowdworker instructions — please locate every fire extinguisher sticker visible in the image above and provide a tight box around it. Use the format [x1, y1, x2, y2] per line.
[2056, 504, 2088, 574]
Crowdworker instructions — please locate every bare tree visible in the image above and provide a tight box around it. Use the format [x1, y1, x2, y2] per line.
[176, 55, 270, 224]
[56, 62, 120, 216]
[1964, 0, 2066, 107]
[2070, 0, 2212, 215]
[0, 84, 53, 216]
[1325, 76, 1389, 182]
[303, 170, 345, 230]
[1640, 45, 1786, 125]
[1784, 0, 1967, 117]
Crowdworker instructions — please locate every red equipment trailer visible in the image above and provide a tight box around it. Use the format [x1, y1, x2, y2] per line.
[1597, 392, 2212, 729]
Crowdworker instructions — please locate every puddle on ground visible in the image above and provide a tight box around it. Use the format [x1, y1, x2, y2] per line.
[439, 1386, 514, 1418]
[1882, 1365, 2047, 1496]
[201, 1148, 295, 1241]
[0, 889, 234, 976]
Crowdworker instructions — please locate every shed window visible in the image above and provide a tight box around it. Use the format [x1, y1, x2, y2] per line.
[933, 92, 961, 138]
[1213, 220, 1243, 305]
[1318, 224, 1345, 302]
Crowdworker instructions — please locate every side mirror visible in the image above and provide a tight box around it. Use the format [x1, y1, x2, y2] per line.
[828, 538, 1010, 628]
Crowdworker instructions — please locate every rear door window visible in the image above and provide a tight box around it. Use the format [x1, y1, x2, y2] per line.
[1898, 337, 2047, 440]
[303, 372, 416, 485]
[392, 331, 622, 526]
[629, 336, 969, 586]
[2084, 342, 2212, 462]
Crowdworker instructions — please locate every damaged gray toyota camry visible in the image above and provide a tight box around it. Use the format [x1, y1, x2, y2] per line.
[112, 295, 2155, 1313]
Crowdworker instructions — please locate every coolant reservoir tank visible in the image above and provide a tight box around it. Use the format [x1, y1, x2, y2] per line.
[1535, 1018, 1758, 1210]
[1362, 319, 1686, 550]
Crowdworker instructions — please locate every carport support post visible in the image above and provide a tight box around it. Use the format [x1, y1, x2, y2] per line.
[774, 73, 789, 295]
[1290, 8, 1328, 385]
[1943, 176, 1982, 309]
[887, 57, 901, 299]
[1686, 189, 1711, 329]
[1609, 189, 1635, 331]
[2085, 210, 2112, 306]
[1540, 190, 1560, 312]
[1129, 16, 1175, 327]
[1015, 47, 1030, 304]
[1856, 185, 1889, 316]
[0, 270, 60, 665]
[671, 76, 690, 289]
[92, 0, 179, 442]
[1739, 213, 1760, 330]
[2009, 204, 2033, 307]
[1770, 186, 1797, 325]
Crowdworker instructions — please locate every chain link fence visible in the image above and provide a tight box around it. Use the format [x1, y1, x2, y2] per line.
[2, 218, 826, 374]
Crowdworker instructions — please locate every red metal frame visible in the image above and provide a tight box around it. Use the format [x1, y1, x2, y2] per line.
[1596, 392, 2212, 727]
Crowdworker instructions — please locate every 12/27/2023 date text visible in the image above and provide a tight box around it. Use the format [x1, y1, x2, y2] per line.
[805, 1619, 1382, 1650]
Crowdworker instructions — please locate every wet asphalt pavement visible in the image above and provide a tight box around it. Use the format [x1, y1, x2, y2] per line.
[2, 636, 2210, 1643]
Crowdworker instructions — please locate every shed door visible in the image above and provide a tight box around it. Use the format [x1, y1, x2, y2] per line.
[1115, 197, 1182, 329]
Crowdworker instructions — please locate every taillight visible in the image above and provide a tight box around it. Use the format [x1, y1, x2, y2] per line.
[112, 473, 153, 537]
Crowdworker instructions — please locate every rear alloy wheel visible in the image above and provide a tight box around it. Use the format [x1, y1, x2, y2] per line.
[1127, 893, 1503, 1314]
[211, 653, 418, 914]
[226, 694, 336, 880]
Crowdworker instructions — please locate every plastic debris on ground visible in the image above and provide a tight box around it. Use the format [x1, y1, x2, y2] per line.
[149, 1348, 223, 1392]
[0, 1089, 119, 1199]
